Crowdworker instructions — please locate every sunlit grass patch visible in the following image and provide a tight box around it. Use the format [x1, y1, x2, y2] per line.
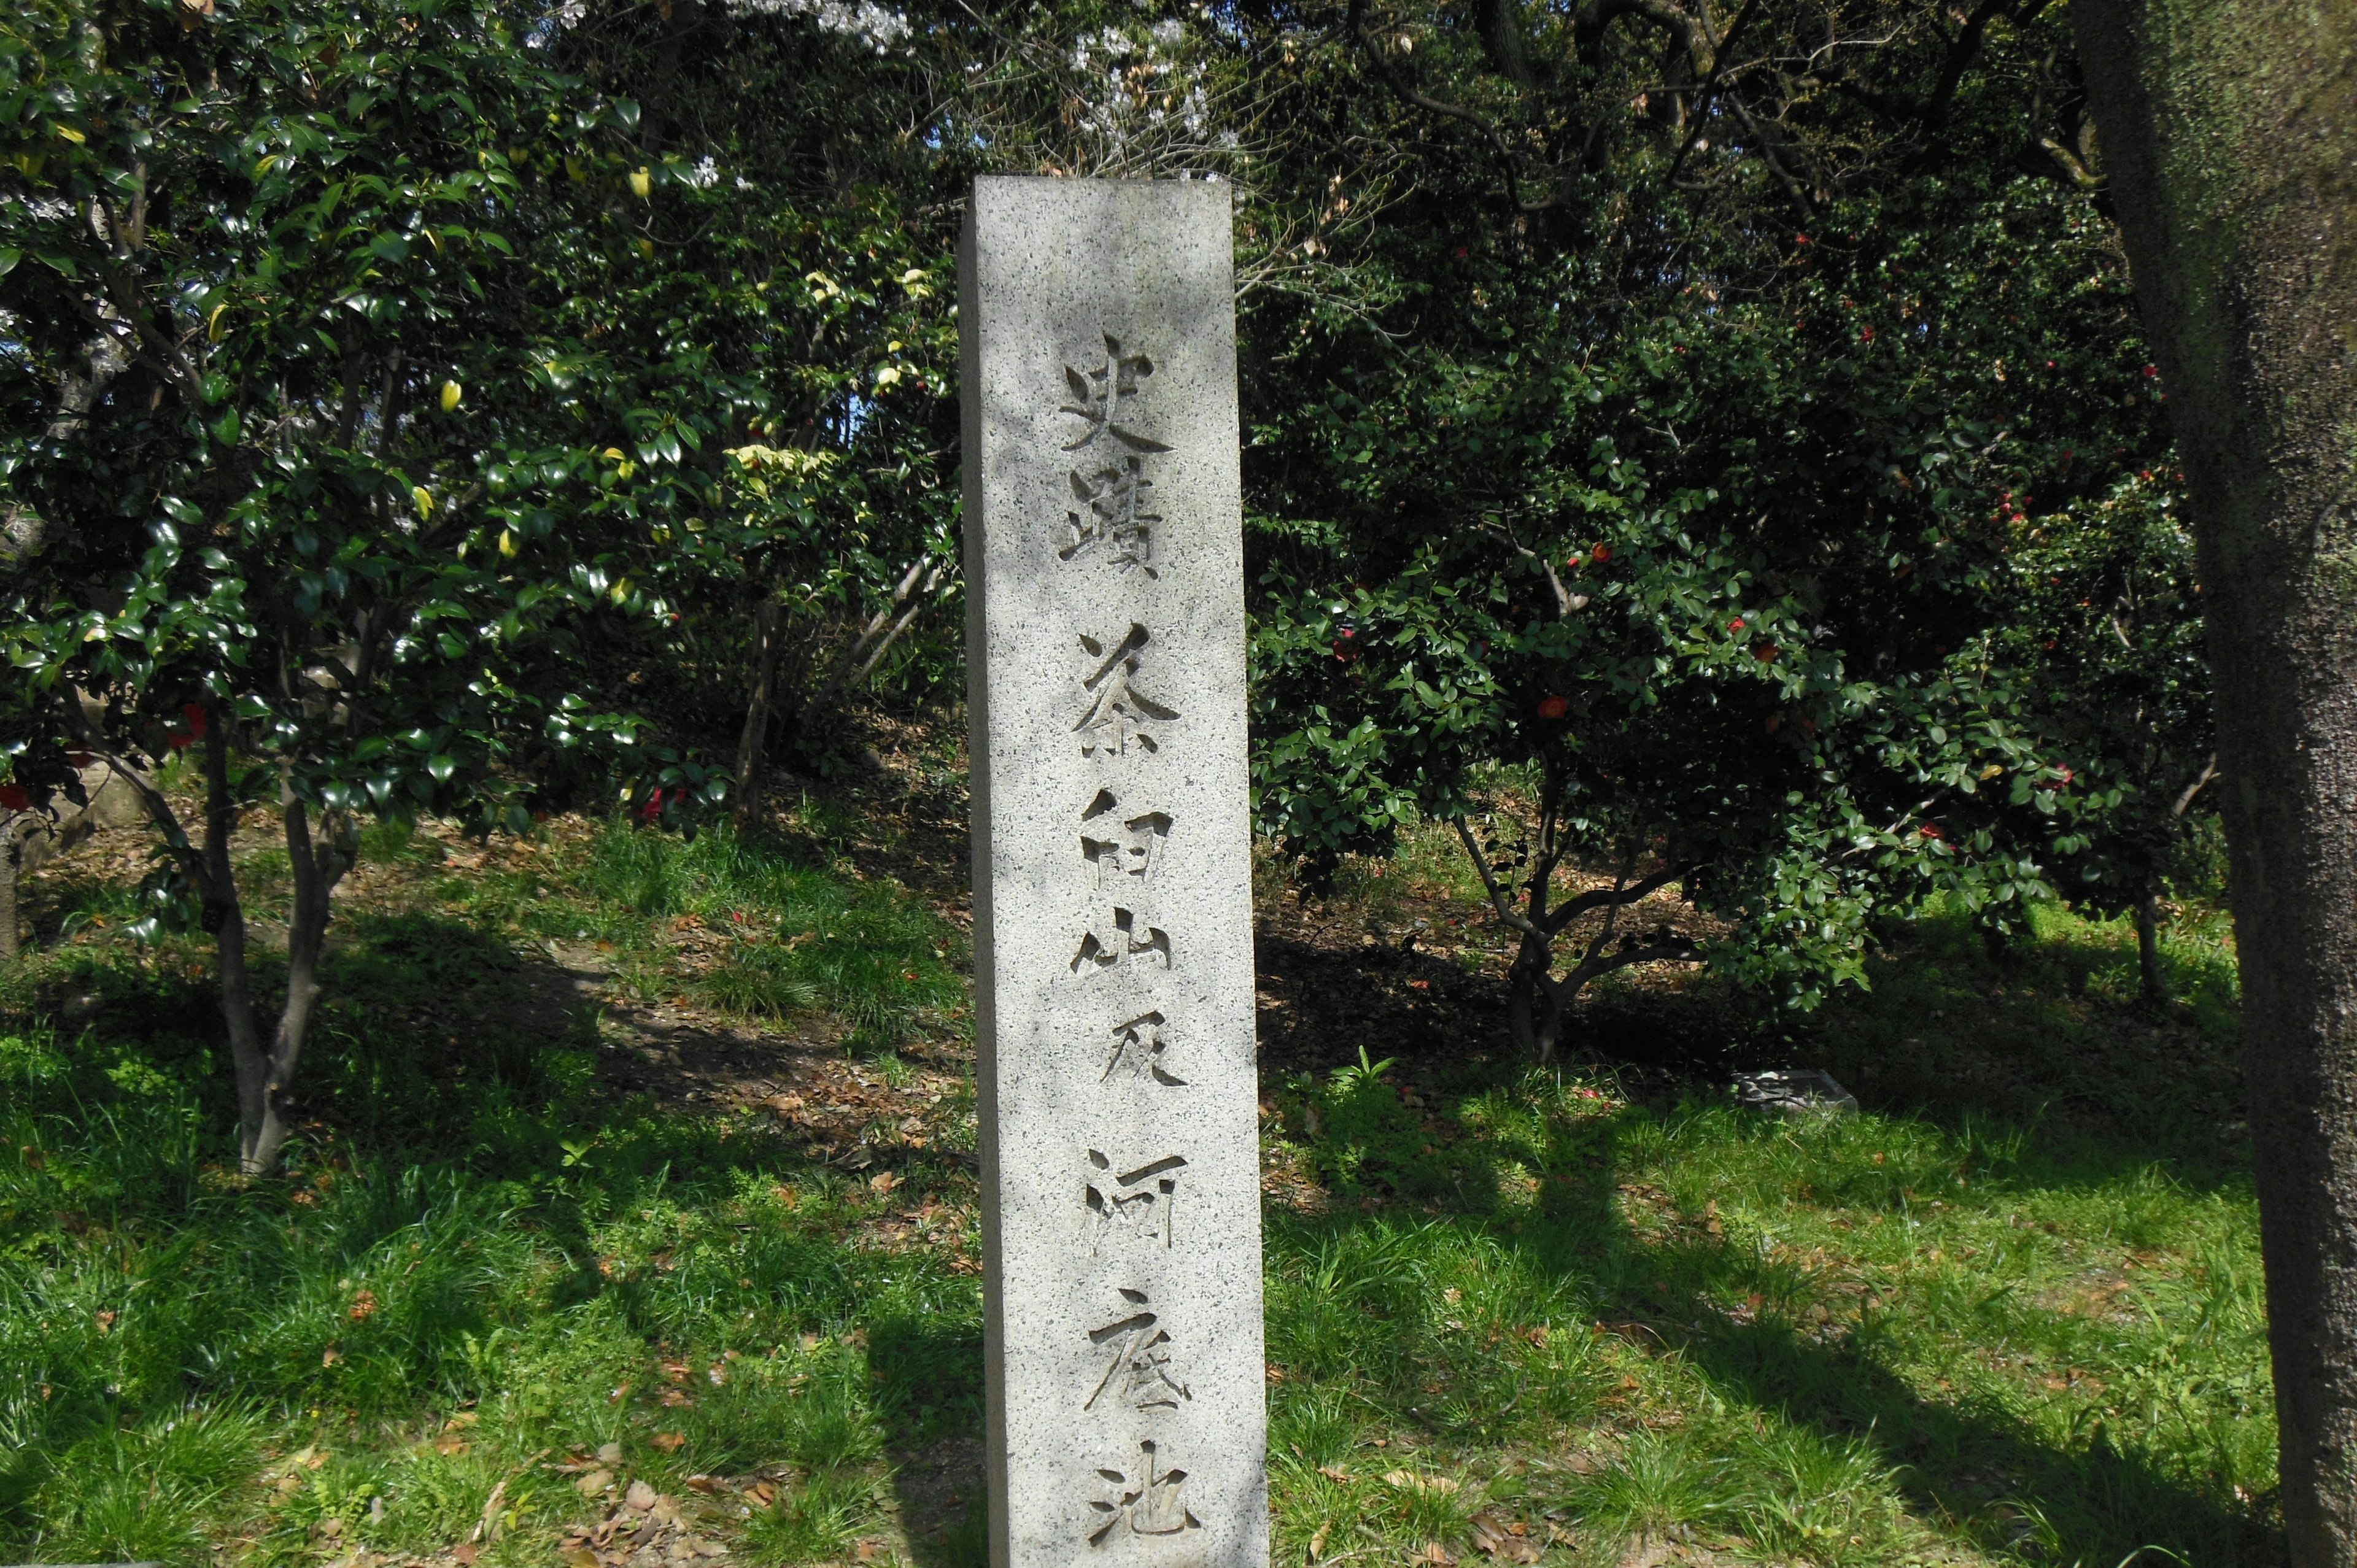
[0, 795, 2278, 1568]
[439, 819, 967, 1052]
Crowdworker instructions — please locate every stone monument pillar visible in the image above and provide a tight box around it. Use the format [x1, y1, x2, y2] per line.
[959, 176, 1268, 1568]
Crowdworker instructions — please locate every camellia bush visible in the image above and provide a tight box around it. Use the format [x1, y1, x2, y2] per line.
[1227, 0, 2180, 1055]
[0, 0, 924, 1169]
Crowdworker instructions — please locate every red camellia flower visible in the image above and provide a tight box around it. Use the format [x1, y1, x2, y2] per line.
[1794, 233, 1811, 246]
[0, 784, 31, 813]
[1859, 325, 1875, 342]
[1590, 543, 1612, 563]
[1728, 617, 1745, 630]
[1536, 695, 1569, 720]
[1919, 823, 1945, 840]
[182, 702, 209, 735]
[2057, 766, 2076, 786]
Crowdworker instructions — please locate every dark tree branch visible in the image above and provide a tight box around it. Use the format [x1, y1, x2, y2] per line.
[1346, 0, 1552, 211]
[1542, 861, 1692, 936]
[1453, 813, 1544, 937]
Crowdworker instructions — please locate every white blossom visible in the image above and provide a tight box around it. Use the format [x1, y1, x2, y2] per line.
[727, 0, 911, 51]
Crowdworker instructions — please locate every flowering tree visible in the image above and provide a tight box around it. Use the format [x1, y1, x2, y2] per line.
[0, 0, 672, 1170]
[1236, 0, 2177, 1054]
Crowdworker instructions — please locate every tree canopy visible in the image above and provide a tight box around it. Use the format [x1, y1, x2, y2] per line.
[2, 0, 2209, 1132]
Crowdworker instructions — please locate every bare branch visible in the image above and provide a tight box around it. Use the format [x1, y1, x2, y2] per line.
[2172, 754, 2220, 817]
[1565, 940, 1707, 988]
[1453, 813, 1544, 937]
[1542, 862, 1691, 936]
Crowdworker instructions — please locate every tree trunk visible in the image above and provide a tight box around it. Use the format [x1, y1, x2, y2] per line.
[247, 785, 333, 1174]
[2074, 4, 2357, 1558]
[2134, 889, 2168, 1004]
[1506, 932, 1547, 1060]
[733, 596, 784, 837]
[0, 820, 20, 961]
[198, 713, 271, 1170]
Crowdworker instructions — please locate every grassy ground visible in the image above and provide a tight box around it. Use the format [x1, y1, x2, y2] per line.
[0, 771, 2275, 1568]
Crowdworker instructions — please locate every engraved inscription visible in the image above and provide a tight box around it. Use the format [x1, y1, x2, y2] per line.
[1086, 1287, 1193, 1412]
[1075, 626, 1181, 757]
[1088, 1440, 1202, 1546]
[1104, 1010, 1186, 1086]
[1082, 790, 1172, 888]
[1086, 1149, 1186, 1249]
[1063, 458, 1159, 576]
[1062, 334, 1172, 455]
[1072, 908, 1173, 973]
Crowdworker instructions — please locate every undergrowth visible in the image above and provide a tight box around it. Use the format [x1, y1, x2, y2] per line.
[0, 808, 2278, 1567]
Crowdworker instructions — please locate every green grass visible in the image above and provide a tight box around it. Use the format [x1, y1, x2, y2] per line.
[0, 810, 2278, 1567]
[441, 817, 968, 1054]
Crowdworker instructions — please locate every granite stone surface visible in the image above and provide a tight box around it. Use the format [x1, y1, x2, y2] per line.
[960, 176, 1268, 1568]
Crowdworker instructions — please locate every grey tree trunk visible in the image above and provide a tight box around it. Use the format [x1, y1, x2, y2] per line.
[0, 820, 20, 961]
[198, 714, 270, 1170]
[2135, 889, 2167, 1005]
[733, 597, 784, 838]
[2073, 2, 2357, 1558]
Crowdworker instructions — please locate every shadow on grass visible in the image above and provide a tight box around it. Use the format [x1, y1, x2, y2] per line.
[1258, 910, 2275, 1566]
[870, 1313, 987, 1568]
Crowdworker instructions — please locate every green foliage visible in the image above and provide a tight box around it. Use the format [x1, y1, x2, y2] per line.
[1973, 473, 2215, 916]
[1231, 3, 2182, 1014]
[0, 0, 656, 826]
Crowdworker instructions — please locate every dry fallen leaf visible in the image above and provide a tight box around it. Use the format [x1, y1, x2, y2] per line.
[651, 1432, 686, 1453]
[870, 1171, 902, 1194]
[1469, 1515, 1542, 1563]
[452, 1546, 478, 1566]
[435, 1436, 467, 1456]
[625, 1480, 659, 1511]
[1412, 1541, 1456, 1566]
[1315, 1466, 1350, 1483]
[576, 1468, 614, 1497]
[686, 1475, 723, 1496]
[1308, 1523, 1330, 1562]
[565, 1551, 599, 1568]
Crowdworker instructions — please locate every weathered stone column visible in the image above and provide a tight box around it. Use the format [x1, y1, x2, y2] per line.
[959, 176, 1267, 1568]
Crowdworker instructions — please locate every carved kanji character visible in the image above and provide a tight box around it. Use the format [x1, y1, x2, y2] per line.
[1081, 790, 1171, 889]
[1085, 1149, 1186, 1249]
[1062, 334, 1172, 455]
[1085, 1288, 1192, 1412]
[1071, 907, 1172, 973]
[1074, 625, 1180, 757]
[1102, 1010, 1185, 1086]
[1087, 1441, 1201, 1546]
[1062, 458, 1159, 576]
